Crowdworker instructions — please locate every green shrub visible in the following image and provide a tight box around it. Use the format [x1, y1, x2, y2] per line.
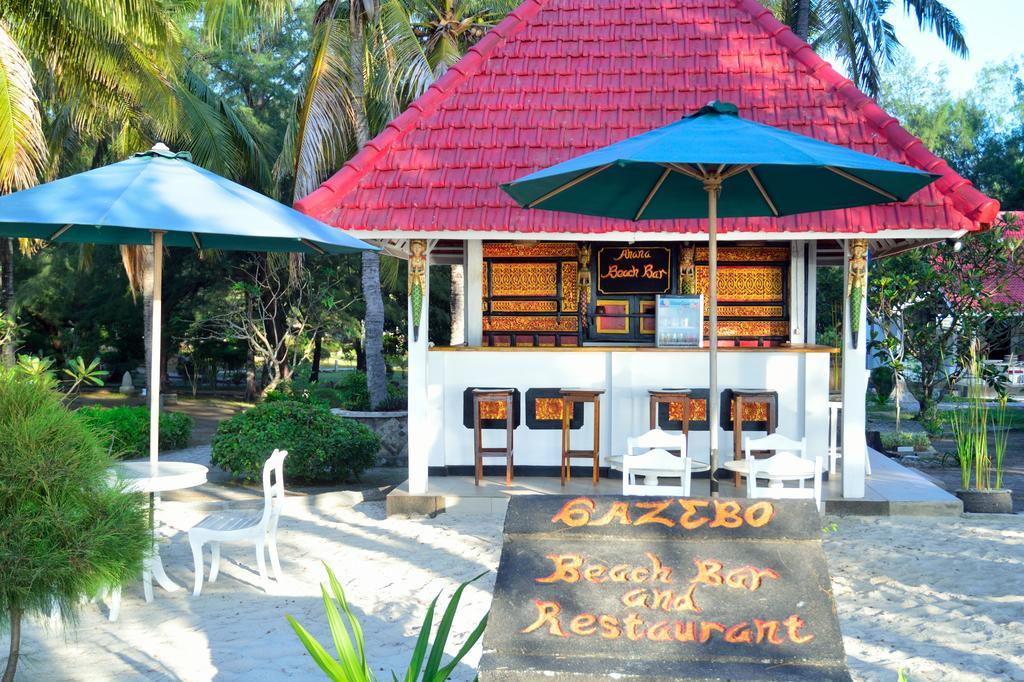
[77, 406, 193, 458]
[264, 371, 407, 411]
[211, 400, 380, 483]
[879, 431, 915, 450]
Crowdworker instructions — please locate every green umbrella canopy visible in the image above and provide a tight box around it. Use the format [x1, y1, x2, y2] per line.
[0, 146, 375, 254]
[501, 101, 939, 220]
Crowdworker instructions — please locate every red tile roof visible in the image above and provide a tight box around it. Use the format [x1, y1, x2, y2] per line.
[296, 0, 999, 236]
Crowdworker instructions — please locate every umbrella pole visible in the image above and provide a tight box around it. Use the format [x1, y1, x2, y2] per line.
[706, 183, 720, 496]
[148, 231, 164, 468]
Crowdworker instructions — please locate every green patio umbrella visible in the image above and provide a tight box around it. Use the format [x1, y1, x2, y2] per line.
[501, 101, 939, 493]
[0, 144, 376, 467]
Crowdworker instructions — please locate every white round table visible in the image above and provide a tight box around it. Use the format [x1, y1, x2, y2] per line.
[607, 454, 711, 486]
[721, 458, 815, 489]
[112, 461, 208, 600]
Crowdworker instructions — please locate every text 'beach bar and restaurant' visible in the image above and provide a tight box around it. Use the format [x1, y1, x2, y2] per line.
[297, 0, 999, 508]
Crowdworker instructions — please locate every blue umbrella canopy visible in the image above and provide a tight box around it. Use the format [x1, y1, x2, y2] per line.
[0, 145, 374, 470]
[0, 146, 374, 254]
[501, 101, 941, 496]
[501, 101, 938, 220]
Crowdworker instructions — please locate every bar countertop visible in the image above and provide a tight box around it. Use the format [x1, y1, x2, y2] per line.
[429, 343, 839, 353]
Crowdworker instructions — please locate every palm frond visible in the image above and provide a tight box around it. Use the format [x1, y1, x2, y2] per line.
[0, 20, 45, 193]
[902, 0, 968, 58]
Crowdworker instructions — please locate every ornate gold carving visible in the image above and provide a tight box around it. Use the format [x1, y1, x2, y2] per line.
[489, 262, 558, 297]
[702, 320, 790, 337]
[561, 261, 578, 312]
[535, 397, 564, 421]
[478, 401, 508, 420]
[483, 316, 578, 332]
[489, 300, 558, 313]
[483, 242, 578, 258]
[695, 265, 784, 303]
[848, 239, 868, 348]
[679, 244, 696, 294]
[695, 245, 790, 262]
[408, 239, 427, 342]
[717, 305, 785, 318]
[578, 244, 592, 329]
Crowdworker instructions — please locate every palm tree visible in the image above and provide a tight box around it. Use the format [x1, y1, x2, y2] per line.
[769, 0, 967, 97]
[400, 0, 517, 344]
[279, 0, 431, 408]
[0, 0, 277, 381]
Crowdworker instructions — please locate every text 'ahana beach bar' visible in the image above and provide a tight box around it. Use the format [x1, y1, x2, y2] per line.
[297, 0, 999, 514]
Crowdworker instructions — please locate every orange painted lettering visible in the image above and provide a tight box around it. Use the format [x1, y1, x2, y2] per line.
[599, 615, 621, 639]
[783, 615, 814, 644]
[536, 554, 583, 584]
[634, 500, 675, 527]
[753, 618, 785, 644]
[521, 600, 568, 637]
[569, 614, 597, 636]
[725, 566, 780, 591]
[690, 559, 723, 587]
[551, 497, 595, 526]
[724, 623, 754, 644]
[709, 500, 743, 528]
[623, 613, 646, 641]
[590, 501, 633, 526]
[646, 552, 673, 583]
[620, 588, 648, 609]
[745, 500, 775, 527]
[674, 621, 697, 642]
[582, 564, 607, 583]
[699, 621, 726, 643]
[678, 499, 709, 529]
[647, 621, 673, 641]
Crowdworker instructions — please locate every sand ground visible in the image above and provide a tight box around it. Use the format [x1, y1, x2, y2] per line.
[10, 502, 1024, 681]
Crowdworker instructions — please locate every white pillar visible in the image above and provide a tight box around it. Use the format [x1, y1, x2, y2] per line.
[465, 239, 483, 346]
[805, 241, 817, 344]
[841, 239, 868, 498]
[789, 240, 805, 344]
[407, 240, 431, 494]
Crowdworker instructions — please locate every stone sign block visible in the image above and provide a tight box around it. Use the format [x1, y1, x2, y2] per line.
[479, 495, 850, 681]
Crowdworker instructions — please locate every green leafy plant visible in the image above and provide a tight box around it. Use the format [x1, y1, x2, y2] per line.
[912, 433, 931, 451]
[77, 406, 193, 458]
[287, 564, 488, 682]
[63, 355, 109, 397]
[879, 431, 915, 451]
[991, 395, 1011, 491]
[0, 368, 149, 681]
[947, 345, 1002, 491]
[212, 400, 380, 483]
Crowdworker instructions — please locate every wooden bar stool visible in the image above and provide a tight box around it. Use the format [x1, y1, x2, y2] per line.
[730, 390, 776, 486]
[648, 388, 692, 435]
[560, 388, 604, 485]
[472, 388, 515, 486]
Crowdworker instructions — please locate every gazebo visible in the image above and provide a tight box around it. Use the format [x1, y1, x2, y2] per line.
[297, 0, 999, 510]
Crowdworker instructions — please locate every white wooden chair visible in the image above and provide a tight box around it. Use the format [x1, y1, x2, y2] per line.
[189, 449, 288, 596]
[627, 427, 686, 457]
[622, 447, 693, 496]
[744, 434, 822, 511]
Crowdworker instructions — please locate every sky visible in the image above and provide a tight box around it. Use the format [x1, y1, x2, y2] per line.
[885, 0, 1023, 96]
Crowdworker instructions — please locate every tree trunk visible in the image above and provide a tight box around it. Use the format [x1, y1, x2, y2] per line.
[0, 238, 15, 366]
[362, 251, 387, 408]
[310, 329, 323, 383]
[245, 346, 257, 402]
[2, 608, 21, 682]
[450, 264, 465, 345]
[349, 6, 388, 409]
[795, 0, 811, 41]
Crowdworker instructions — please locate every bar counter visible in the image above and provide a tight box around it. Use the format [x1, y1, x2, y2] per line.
[430, 344, 838, 353]
[423, 345, 832, 472]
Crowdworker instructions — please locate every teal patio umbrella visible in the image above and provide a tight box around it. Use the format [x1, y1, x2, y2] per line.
[0, 144, 375, 466]
[502, 101, 938, 493]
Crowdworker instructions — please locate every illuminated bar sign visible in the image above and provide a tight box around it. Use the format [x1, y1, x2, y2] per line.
[479, 496, 850, 681]
[596, 246, 671, 294]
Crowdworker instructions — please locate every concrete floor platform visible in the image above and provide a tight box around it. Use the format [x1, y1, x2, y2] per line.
[386, 449, 963, 517]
